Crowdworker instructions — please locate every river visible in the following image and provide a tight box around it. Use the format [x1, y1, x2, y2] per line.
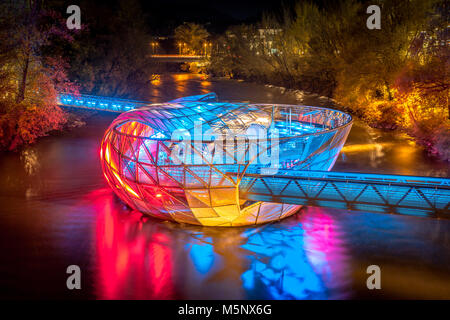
[0, 73, 449, 299]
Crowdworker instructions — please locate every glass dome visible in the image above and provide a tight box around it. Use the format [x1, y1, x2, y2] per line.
[100, 95, 352, 226]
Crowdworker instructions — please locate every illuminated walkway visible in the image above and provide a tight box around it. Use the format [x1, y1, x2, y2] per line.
[58, 94, 150, 112]
[57, 93, 217, 112]
[239, 170, 450, 218]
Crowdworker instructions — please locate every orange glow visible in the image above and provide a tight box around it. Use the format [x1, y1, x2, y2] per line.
[103, 172, 111, 184]
[105, 144, 110, 163]
[112, 170, 140, 199]
[173, 74, 191, 82]
[105, 143, 117, 171]
[341, 143, 391, 153]
[151, 74, 161, 86]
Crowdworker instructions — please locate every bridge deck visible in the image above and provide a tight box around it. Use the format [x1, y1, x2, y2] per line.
[57, 93, 217, 112]
[238, 170, 450, 218]
[58, 94, 149, 112]
[149, 54, 206, 62]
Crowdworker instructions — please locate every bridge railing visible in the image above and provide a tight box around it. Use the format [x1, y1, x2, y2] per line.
[237, 170, 450, 218]
[149, 54, 205, 59]
[57, 92, 220, 112]
[58, 94, 150, 112]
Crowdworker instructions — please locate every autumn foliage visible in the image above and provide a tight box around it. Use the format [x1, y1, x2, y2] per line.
[0, 2, 78, 151]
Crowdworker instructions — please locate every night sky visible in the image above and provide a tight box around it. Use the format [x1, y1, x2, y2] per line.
[140, 0, 297, 34]
[61, 0, 335, 35]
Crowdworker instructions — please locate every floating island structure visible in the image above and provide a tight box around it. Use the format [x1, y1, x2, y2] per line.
[100, 93, 353, 226]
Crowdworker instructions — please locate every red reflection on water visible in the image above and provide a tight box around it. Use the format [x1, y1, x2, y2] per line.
[90, 189, 175, 299]
[300, 207, 351, 296]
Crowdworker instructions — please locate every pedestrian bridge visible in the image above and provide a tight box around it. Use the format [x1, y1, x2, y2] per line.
[149, 54, 206, 63]
[238, 170, 449, 218]
[58, 93, 217, 112]
[58, 93, 450, 219]
[58, 93, 150, 112]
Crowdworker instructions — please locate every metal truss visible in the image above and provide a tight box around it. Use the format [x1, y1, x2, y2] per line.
[239, 170, 450, 218]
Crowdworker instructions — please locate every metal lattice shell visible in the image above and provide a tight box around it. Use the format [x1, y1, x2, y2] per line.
[100, 96, 352, 226]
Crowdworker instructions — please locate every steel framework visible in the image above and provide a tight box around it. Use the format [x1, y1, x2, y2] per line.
[100, 94, 353, 226]
[239, 170, 450, 218]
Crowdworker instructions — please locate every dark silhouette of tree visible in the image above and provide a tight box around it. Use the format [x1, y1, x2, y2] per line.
[67, 0, 159, 99]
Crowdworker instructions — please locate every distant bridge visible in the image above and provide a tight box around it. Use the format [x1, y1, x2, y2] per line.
[149, 54, 206, 63]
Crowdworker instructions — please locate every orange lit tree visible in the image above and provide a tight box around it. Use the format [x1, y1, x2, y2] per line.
[0, 1, 78, 150]
[174, 22, 209, 55]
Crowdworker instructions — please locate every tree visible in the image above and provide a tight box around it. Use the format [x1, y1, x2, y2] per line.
[328, 0, 439, 113]
[67, 0, 159, 99]
[0, 0, 78, 150]
[174, 23, 209, 55]
[208, 0, 449, 160]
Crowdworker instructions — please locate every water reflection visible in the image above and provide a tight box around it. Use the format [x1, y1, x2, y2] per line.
[200, 79, 211, 94]
[301, 209, 351, 298]
[20, 149, 40, 176]
[19, 148, 41, 198]
[335, 121, 449, 176]
[90, 186, 450, 300]
[92, 188, 350, 299]
[94, 189, 176, 299]
[240, 222, 327, 299]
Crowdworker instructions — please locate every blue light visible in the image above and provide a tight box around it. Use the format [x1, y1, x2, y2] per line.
[240, 227, 325, 299]
[188, 241, 215, 274]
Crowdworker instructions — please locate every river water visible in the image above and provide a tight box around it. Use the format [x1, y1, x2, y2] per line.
[0, 73, 449, 299]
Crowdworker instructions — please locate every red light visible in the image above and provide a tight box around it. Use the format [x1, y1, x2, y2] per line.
[156, 193, 162, 198]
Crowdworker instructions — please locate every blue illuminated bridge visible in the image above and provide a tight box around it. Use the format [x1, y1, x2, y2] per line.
[58, 93, 450, 220]
[58, 93, 150, 112]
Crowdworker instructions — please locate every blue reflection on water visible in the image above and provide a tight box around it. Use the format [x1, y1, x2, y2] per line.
[88, 190, 354, 299]
[187, 239, 215, 274]
[240, 225, 325, 299]
[175, 210, 350, 300]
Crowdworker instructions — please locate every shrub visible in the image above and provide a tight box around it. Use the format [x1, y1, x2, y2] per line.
[0, 99, 67, 151]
